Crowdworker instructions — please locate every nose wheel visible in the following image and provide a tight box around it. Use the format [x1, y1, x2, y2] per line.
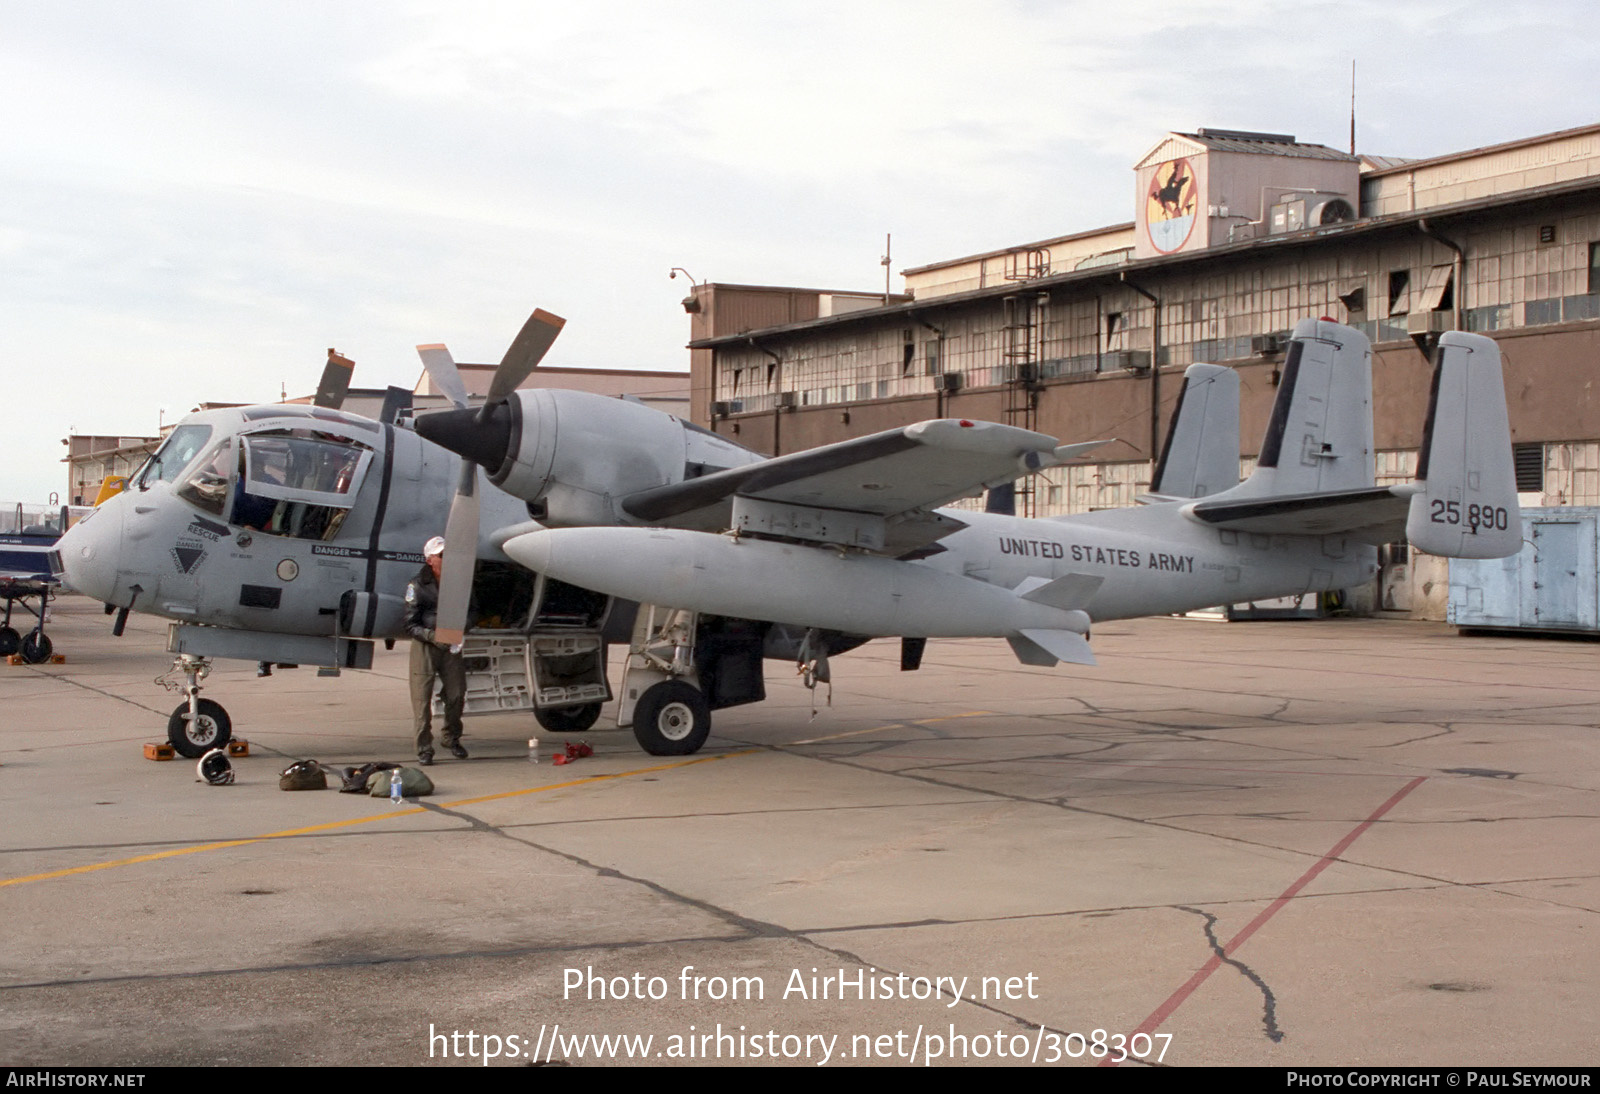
[160, 654, 234, 758]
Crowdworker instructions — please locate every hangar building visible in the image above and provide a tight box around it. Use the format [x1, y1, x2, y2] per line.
[682, 123, 1600, 616]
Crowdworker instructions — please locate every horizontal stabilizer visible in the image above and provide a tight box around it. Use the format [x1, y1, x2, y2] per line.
[1009, 629, 1096, 667]
[1186, 485, 1412, 542]
[1013, 572, 1103, 613]
[1405, 331, 1521, 558]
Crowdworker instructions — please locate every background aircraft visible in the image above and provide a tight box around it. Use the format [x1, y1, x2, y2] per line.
[59, 314, 1520, 760]
[0, 504, 72, 663]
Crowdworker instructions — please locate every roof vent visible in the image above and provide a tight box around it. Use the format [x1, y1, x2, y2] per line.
[1196, 128, 1296, 144]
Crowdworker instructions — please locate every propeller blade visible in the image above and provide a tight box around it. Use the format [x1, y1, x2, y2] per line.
[417, 343, 469, 410]
[433, 465, 479, 647]
[314, 349, 355, 409]
[485, 309, 565, 405]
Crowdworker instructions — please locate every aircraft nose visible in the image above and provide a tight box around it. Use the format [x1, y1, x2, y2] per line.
[58, 505, 124, 602]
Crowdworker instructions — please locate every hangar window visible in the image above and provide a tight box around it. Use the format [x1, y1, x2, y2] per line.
[1388, 270, 1412, 316]
[1105, 311, 1124, 349]
[233, 428, 373, 541]
[1417, 264, 1454, 312]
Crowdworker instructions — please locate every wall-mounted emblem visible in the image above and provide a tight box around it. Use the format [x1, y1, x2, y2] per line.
[1145, 158, 1198, 254]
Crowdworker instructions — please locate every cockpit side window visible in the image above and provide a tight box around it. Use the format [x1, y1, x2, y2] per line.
[175, 440, 233, 517]
[233, 428, 373, 541]
[135, 425, 213, 490]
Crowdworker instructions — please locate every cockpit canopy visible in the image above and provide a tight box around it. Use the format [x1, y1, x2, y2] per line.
[158, 417, 375, 541]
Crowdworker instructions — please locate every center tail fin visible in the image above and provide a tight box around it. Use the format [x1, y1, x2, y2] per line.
[1233, 318, 1375, 498]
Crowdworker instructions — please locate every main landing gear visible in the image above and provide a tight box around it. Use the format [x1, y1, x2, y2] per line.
[158, 653, 234, 758]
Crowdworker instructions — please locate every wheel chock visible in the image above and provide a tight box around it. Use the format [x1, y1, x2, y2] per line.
[144, 742, 176, 761]
[6, 654, 65, 666]
[227, 740, 250, 757]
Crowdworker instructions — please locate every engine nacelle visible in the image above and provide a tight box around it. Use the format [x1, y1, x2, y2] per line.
[498, 390, 689, 524]
[415, 389, 758, 528]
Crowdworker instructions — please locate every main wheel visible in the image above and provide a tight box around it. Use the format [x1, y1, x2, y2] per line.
[0, 626, 20, 657]
[168, 699, 233, 759]
[631, 681, 711, 756]
[20, 630, 52, 664]
[535, 701, 603, 733]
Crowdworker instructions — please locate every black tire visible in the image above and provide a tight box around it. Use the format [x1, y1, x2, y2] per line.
[20, 630, 52, 664]
[535, 702, 603, 733]
[631, 681, 710, 756]
[168, 698, 233, 759]
[0, 626, 19, 657]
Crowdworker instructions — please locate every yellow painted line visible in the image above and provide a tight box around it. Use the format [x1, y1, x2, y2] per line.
[0, 751, 750, 890]
[788, 710, 992, 746]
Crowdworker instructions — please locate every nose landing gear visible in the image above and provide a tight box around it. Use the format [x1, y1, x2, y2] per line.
[158, 654, 233, 758]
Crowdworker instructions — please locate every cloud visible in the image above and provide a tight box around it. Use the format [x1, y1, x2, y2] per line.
[2, 0, 1597, 500]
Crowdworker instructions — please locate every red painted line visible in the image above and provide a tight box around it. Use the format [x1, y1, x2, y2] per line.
[1102, 775, 1428, 1066]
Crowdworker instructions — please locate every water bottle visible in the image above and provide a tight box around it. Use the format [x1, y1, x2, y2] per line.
[390, 768, 404, 804]
[528, 738, 540, 764]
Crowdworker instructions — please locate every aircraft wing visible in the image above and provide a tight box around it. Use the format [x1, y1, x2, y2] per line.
[1184, 485, 1415, 543]
[622, 420, 1106, 554]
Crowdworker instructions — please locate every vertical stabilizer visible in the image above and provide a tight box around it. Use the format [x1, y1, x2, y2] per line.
[1238, 318, 1374, 497]
[1405, 332, 1521, 558]
[1151, 363, 1240, 498]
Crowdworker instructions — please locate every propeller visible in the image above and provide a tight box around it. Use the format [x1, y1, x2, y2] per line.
[422, 309, 566, 645]
[313, 349, 355, 409]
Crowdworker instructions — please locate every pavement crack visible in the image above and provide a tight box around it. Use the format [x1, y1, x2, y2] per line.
[1177, 905, 1284, 1044]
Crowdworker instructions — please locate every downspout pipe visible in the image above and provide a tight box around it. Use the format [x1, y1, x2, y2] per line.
[1120, 273, 1163, 460]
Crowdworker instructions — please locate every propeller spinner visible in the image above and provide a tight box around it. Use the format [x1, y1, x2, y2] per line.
[419, 309, 566, 645]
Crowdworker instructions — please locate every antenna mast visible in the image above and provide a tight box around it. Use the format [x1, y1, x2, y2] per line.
[1349, 59, 1357, 155]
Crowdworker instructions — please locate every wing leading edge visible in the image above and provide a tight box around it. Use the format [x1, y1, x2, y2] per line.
[621, 419, 1110, 553]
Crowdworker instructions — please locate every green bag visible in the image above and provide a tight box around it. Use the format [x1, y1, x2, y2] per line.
[367, 766, 434, 798]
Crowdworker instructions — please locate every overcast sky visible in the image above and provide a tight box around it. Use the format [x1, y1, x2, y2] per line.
[3, 0, 1596, 503]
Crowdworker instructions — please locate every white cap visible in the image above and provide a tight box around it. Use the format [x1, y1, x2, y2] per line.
[423, 535, 446, 558]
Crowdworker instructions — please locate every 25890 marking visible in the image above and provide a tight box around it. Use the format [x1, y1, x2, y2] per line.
[1429, 500, 1510, 533]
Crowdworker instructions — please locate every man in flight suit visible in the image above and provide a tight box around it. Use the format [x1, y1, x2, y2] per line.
[406, 535, 468, 765]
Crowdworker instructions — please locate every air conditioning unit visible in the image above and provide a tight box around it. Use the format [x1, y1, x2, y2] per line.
[1405, 311, 1455, 335]
[937, 373, 963, 393]
[1251, 333, 1285, 356]
[775, 391, 798, 409]
[1103, 350, 1151, 373]
[710, 401, 732, 417]
[1011, 362, 1040, 385]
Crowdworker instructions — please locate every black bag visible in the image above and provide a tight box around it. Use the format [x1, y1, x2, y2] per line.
[279, 759, 328, 791]
[339, 761, 401, 793]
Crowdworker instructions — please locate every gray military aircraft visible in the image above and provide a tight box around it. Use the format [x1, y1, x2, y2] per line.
[414, 316, 1521, 755]
[59, 313, 1520, 760]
